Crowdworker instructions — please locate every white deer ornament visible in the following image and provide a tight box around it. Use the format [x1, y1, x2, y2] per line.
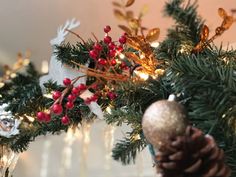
[39, 19, 103, 119]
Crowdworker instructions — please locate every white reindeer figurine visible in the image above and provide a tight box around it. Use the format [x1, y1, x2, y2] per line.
[40, 19, 103, 119]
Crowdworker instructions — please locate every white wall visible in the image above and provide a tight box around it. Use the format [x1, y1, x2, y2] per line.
[0, 0, 236, 67]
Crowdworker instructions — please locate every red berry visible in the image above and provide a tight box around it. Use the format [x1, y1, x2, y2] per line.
[108, 42, 116, 50]
[104, 36, 112, 44]
[72, 87, 80, 95]
[104, 25, 111, 33]
[77, 84, 87, 91]
[44, 113, 51, 122]
[66, 101, 74, 109]
[119, 36, 126, 44]
[37, 112, 45, 121]
[94, 43, 103, 51]
[52, 104, 63, 115]
[89, 50, 98, 59]
[91, 84, 98, 90]
[111, 59, 117, 66]
[52, 91, 62, 100]
[67, 94, 76, 102]
[98, 58, 107, 65]
[84, 98, 92, 105]
[109, 50, 116, 58]
[123, 32, 128, 36]
[120, 61, 127, 69]
[61, 115, 70, 125]
[90, 95, 98, 102]
[116, 45, 124, 52]
[107, 92, 117, 100]
[63, 78, 71, 86]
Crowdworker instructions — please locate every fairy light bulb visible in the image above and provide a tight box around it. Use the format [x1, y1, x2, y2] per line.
[41, 60, 49, 73]
[134, 70, 149, 80]
[140, 54, 145, 59]
[119, 53, 125, 59]
[105, 106, 112, 114]
[151, 42, 160, 48]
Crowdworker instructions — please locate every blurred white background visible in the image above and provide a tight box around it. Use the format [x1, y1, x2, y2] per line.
[0, 0, 236, 176]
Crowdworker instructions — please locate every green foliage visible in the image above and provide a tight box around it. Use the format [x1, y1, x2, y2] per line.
[106, 1, 236, 174]
[157, 0, 204, 60]
[55, 41, 94, 68]
[112, 132, 147, 165]
[0, 63, 92, 152]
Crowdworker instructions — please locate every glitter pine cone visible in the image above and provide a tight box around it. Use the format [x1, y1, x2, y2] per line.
[155, 126, 231, 177]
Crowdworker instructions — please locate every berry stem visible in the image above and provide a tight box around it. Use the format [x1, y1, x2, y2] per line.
[91, 32, 99, 43]
[66, 29, 87, 45]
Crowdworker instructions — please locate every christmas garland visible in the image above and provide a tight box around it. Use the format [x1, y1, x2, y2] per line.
[0, 0, 236, 176]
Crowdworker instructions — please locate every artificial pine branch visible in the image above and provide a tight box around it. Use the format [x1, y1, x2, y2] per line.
[164, 0, 204, 43]
[0, 62, 92, 152]
[112, 132, 146, 165]
[55, 41, 94, 68]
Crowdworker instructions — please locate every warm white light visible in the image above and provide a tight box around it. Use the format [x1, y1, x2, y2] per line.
[41, 60, 49, 73]
[140, 54, 145, 59]
[134, 70, 149, 80]
[106, 106, 112, 114]
[43, 93, 52, 99]
[119, 53, 125, 59]
[24, 114, 35, 122]
[10, 73, 17, 78]
[23, 59, 30, 66]
[151, 42, 160, 48]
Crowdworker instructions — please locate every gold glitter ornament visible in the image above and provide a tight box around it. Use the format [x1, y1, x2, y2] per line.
[142, 95, 188, 149]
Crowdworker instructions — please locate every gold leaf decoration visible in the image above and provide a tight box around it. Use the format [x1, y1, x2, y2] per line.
[146, 28, 160, 42]
[200, 25, 209, 41]
[125, 0, 135, 7]
[231, 9, 236, 13]
[126, 11, 134, 20]
[118, 25, 132, 35]
[112, 1, 123, 7]
[222, 16, 234, 29]
[126, 36, 144, 51]
[114, 9, 126, 20]
[128, 19, 140, 29]
[218, 8, 227, 18]
[125, 52, 141, 64]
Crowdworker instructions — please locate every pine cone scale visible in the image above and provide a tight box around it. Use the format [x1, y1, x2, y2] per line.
[184, 159, 202, 173]
[169, 151, 184, 161]
[202, 163, 219, 177]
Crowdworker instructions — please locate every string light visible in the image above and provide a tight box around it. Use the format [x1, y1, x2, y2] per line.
[150, 42, 160, 48]
[41, 60, 49, 74]
[119, 53, 125, 59]
[134, 70, 149, 80]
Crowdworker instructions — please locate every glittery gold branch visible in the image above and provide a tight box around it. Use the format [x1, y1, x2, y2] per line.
[113, 0, 163, 78]
[193, 8, 235, 53]
[0, 52, 30, 88]
[71, 61, 129, 82]
[125, 36, 159, 75]
[113, 0, 158, 40]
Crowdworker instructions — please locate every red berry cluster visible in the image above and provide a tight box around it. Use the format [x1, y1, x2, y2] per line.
[89, 25, 127, 69]
[37, 78, 97, 125]
[37, 26, 127, 124]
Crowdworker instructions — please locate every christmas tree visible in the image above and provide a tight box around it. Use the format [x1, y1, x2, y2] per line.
[0, 0, 235, 176]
